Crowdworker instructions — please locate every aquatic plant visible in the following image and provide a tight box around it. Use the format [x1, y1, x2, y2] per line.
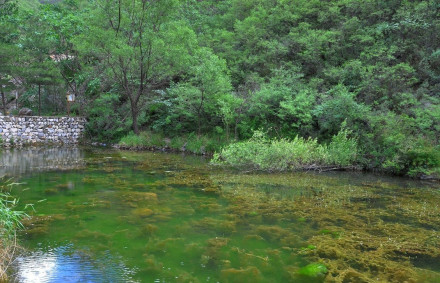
[9, 149, 440, 282]
[297, 263, 328, 279]
[0, 180, 27, 242]
[0, 179, 28, 281]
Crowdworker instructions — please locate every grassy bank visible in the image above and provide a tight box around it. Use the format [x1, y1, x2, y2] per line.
[211, 129, 359, 171]
[117, 130, 440, 178]
[0, 179, 27, 281]
[118, 131, 228, 155]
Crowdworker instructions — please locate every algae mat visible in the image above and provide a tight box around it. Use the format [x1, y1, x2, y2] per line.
[2, 147, 439, 282]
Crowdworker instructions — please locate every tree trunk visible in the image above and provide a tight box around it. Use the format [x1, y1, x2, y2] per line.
[131, 102, 139, 135]
[197, 90, 205, 137]
[234, 118, 239, 140]
[1, 85, 6, 115]
[197, 112, 201, 137]
[38, 84, 41, 116]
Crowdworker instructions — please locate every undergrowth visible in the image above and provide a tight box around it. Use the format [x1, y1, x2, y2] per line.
[211, 129, 358, 171]
[119, 131, 229, 154]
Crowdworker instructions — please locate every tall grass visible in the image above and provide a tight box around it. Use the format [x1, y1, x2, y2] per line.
[0, 178, 28, 281]
[211, 129, 358, 171]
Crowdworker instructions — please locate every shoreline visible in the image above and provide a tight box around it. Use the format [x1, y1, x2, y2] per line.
[112, 143, 440, 182]
[0, 143, 438, 182]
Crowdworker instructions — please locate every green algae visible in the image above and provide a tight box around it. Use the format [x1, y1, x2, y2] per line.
[297, 263, 328, 278]
[7, 148, 440, 283]
[131, 207, 154, 217]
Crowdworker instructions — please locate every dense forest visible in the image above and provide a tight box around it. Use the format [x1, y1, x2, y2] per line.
[1, 0, 439, 176]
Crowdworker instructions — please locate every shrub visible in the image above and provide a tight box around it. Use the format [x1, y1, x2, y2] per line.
[403, 145, 440, 177]
[212, 129, 359, 171]
[326, 128, 358, 166]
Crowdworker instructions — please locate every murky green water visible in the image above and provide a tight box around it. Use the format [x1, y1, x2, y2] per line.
[1, 147, 440, 282]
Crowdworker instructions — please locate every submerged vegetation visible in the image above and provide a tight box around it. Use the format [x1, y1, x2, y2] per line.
[8, 149, 440, 282]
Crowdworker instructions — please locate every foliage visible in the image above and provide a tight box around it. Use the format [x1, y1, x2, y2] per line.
[75, 0, 197, 134]
[404, 145, 440, 177]
[119, 131, 228, 154]
[85, 92, 127, 142]
[212, 128, 358, 171]
[326, 127, 359, 166]
[312, 85, 369, 139]
[0, 179, 27, 242]
[119, 132, 150, 147]
[1, 0, 440, 176]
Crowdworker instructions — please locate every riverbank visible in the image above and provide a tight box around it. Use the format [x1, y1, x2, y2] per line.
[116, 131, 227, 156]
[115, 130, 440, 181]
[0, 239, 19, 281]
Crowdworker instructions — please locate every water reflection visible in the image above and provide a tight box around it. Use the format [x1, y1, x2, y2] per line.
[0, 147, 85, 177]
[13, 244, 138, 283]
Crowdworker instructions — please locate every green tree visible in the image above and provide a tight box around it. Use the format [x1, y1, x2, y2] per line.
[217, 93, 242, 140]
[173, 48, 231, 135]
[76, 0, 196, 134]
[0, 0, 19, 115]
[313, 84, 369, 139]
[19, 10, 63, 115]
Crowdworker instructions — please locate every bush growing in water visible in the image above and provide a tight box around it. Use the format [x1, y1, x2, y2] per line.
[211, 129, 358, 171]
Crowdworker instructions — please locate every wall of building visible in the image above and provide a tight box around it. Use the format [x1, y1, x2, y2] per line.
[0, 116, 86, 147]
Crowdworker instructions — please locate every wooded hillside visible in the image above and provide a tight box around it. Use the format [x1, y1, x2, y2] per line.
[1, 0, 439, 176]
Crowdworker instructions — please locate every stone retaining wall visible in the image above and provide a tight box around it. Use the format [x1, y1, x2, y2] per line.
[0, 116, 86, 147]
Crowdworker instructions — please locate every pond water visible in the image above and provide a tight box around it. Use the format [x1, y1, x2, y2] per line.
[1, 147, 440, 282]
